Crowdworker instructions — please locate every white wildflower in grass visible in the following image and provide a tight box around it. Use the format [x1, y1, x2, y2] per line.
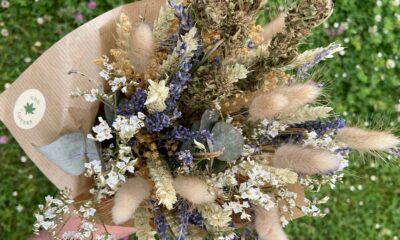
[392, 0, 400, 6]
[1, 0, 10, 8]
[386, 59, 396, 69]
[88, 117, 113, 142]
[1, 28, 9, 37]
[145, 79, 169, 113]
[16, 204, 24, 212]
[375, 15, 382, 22]
[37, 17, 45, 25]
[20, 156, 28, 163]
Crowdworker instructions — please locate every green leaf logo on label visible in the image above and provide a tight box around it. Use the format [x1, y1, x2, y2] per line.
[24, 102, 36, 115]
[13, 89, 46, 130]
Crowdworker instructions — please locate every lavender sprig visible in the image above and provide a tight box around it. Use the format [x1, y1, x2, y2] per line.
[297, 43, 343, 79]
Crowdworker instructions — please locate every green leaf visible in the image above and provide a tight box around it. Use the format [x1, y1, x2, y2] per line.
[212, 122, 244, 162]
[200, 109, 219, 131]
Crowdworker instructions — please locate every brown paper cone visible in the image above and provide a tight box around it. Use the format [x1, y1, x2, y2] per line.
[279, 183, 306, 220]
[0, 0, 166, 197]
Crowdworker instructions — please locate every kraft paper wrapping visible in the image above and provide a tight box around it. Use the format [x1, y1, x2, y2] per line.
[0, 0, 166, 198]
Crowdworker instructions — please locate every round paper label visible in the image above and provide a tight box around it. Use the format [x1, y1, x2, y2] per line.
[13, 89, 46, 130]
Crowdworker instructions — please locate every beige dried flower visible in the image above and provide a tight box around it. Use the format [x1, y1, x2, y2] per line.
[112, 177, 151, 224]
[145, 79, 169, 113]
[254, 205, 288, 240]
[272, 145, 340, 175]
[336, 127, 400, 151]
[173, 176, 216, 204]
[148, 159, 177, 210]
[129, 22, 154, 73]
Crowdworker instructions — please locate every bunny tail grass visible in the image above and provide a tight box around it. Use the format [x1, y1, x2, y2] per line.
[262, 13, 286, 43]
[272, 145, 340, 175]
[112, 177, 151, 224]
[250, 93, 289, 120]
[249, 83, 321, 120]
[254, 205, 288, 240]
[129, 22, 154, 73]
[275, 84, 321, 111]
[336, 127, 400, 151]
[173, 176, 216, 205]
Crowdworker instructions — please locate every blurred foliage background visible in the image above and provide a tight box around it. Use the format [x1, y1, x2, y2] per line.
[0, 0, 399, 239]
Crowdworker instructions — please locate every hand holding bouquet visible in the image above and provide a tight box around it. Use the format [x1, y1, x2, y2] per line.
[1, 0, 398, 239]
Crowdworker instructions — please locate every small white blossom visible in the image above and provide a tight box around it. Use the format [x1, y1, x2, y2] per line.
[112, 114, 145, 140]
[109, 76, 127, 92]
[88, 117, 113, 142]
[386, 59, 396, 69]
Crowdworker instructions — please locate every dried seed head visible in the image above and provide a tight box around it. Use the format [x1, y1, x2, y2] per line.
[336, 127, 399, 151]
[129, 22, 154, 73]
[249, 84, 321, 120]
[249, 93, 289, 119]
[254, 205, 288, 240]
[272, 145, 340, 175]
[112, 177, 151, 224]
[262, 13, 286, 43]
[173, 176, 216, 205]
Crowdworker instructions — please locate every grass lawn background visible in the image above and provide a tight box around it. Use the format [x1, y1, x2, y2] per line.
[1, 0, 399, 239]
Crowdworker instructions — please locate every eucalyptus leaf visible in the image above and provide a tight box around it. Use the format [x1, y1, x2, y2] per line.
[212, 122, 244, 162]
[36, 132, 100, 175]
[200, 109, 219, 131]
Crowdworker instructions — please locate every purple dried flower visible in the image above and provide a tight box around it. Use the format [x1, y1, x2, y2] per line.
[167, 126, 212, 143]
[117, 88, 147, 116]
[297, 43, 342, 79]
[247, 41, 256, 48]
[145, 112, 172, 133]
[188, 211, 204, 228]
[175, 150, 193, 165]
[168, 0, 192, 32]
[175, 200, 190, 240]
[153, 205, 169, 240]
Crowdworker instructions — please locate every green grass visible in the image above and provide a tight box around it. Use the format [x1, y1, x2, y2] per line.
[1, 0, 399, 239]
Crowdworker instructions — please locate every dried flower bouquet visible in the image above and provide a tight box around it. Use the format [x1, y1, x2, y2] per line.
[32, 0, 400, 239]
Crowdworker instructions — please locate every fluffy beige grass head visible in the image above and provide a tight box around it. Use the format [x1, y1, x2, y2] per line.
[262, 13, 286, 43]
[249, 84, 321, 120]
[254, 205, 288, 240]
[272, 145, 340, 175]
[129, 22, 154, 73]
[249, 93, 289, 120]
[275, 84, 321, 111]
[336, 127, 399, 151]
[112, 176, 151, 225]
[173, 176, 216, 205]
